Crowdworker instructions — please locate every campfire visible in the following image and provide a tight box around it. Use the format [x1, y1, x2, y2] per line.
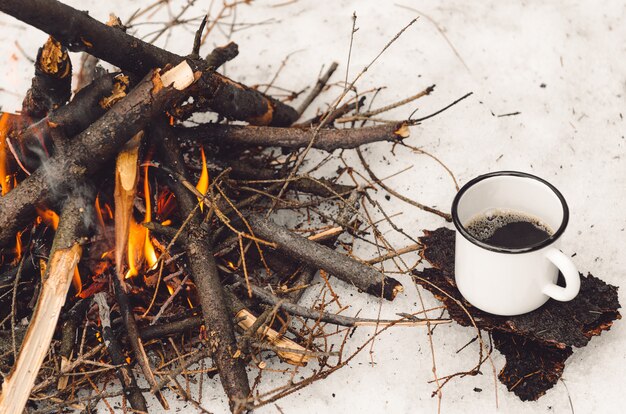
[0, 1, 620, 413]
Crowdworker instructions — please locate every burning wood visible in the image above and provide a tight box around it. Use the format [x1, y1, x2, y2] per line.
[0, 195, 90, 414]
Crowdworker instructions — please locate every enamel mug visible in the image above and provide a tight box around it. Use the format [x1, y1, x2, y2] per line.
[451, 171, 580, 316]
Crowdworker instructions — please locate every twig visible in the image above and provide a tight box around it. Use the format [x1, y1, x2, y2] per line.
[297, 62, 339, 117]
[94, 292, 148, 413]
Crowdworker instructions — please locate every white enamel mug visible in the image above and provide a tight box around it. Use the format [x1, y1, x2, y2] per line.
[451, 171, 580, 316]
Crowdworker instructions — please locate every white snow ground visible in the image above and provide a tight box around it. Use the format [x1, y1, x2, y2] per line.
[0, 1, 624, 413]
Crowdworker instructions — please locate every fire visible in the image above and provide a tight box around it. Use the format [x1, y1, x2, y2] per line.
[94, 194, 106, 230]
[14, 231, 22, 263]
[196, 147, 209, 211]
[0, 113, 14, 196]
[36, 208, 82, 294]
[37, 208, 60, 230]
[143, 165, 158, 269]
[125, 166, 158, 278]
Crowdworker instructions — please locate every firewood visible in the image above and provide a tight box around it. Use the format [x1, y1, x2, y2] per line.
[0, 195, 91, 414]
[0, 60, 198, 247]
[8, 72, 130, 173]
[177, 122, 410, 152]
[246, 215, 404, 301]
[414, 227, 621, 400]
[114, 131, 143, 283]
[21, 36, 72, 119]
[0, 0, 298, 126]
[155, 123, 252, 413]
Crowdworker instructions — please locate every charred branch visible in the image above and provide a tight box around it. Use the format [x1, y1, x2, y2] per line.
[21, 37, 72, 119]
[245, 215, 404, 301]
[8, 72, 130, 173]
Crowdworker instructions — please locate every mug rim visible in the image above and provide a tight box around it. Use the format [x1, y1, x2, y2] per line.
[451, 171, 570, 254]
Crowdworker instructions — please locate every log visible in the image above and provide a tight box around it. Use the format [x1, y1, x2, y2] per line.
[21, 36, 72, 118]
[0, 0, 298, 126]
[413, 227, 621, 400]
[8, 72, 130, 173]
[0, 195, 91, 414]
[0, 60, 198, 248]
[246, 215, 404, 301]
[154, 123, 251, 413]
[177, 122, 410, 152]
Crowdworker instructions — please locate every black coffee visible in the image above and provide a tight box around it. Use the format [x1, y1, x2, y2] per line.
[465, 210, 553, 249]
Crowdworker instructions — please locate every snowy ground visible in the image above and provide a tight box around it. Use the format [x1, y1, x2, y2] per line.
[1, 1, 624, 413]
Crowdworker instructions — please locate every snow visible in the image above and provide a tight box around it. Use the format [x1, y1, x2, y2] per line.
[1, 1, 624, 413]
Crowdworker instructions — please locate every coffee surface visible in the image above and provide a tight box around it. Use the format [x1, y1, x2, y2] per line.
[465, 209, 553, 250]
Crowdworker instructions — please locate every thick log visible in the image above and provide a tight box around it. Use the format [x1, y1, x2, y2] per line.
[246, 215, 404, 301]
[0, 0, 298, 126]
[0, 195, 90, 414]
[177, 122, 410, 152]
[414, 227, 621, 400]
[154, 124, 251, 413]
[0, 61, 198, 248]
[22, 36, 72, 119]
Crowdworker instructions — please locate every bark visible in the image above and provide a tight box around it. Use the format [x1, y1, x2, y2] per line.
[0, 61, 197, 248]
[8, 72, 129, 173]
[0, 0, 298, 126]
[177, 122, 410, 152]
[246, 215, 404, 301]
[415, 227, 621, 401]
[154, 124, 251, 413]
[21, 36, 72, 119]
[205, 42, 240, 68]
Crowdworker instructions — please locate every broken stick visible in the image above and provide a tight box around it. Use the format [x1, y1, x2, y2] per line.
[21, 36, 72, 119]
[246, 215, 404, 301]
[9, 72, 130, 173]
[177, 122, 410, 152]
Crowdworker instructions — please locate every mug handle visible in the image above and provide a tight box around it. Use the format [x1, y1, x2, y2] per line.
[542, 248, 580, 301]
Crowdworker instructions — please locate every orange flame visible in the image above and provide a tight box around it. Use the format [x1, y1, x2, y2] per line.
[143, 166, 158, 269]
[196, 147, 209, 211]
[37, 208, 60, 230]
[14, 231, 22, 263]
[94, 194, 106, 230]
[0, 113, 14, 196]
[37, 208, 82, 294]
[125, 166, 158, 278]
